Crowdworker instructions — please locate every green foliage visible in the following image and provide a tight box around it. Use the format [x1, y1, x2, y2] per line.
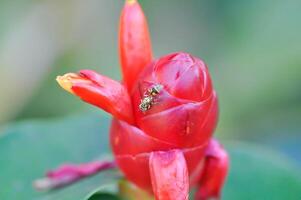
[0, 112, 119, 200]
[224, 143, 301, 200]
[85, 191, 121, 200]
[0, 113, 301, 199]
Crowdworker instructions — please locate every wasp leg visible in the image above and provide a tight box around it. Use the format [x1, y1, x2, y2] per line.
[194, 139, 229, 200]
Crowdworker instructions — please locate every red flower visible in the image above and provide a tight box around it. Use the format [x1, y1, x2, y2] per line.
[55, 0, 229, 199]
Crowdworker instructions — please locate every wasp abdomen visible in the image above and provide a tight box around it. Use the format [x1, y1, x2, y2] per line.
[139, 84, 163, 112]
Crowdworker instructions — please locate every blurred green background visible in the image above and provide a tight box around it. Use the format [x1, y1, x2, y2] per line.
[1, 0, 300, 163]
[0, 0, 300, 199]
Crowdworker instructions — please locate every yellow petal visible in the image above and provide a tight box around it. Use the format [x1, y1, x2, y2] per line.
[126, 0, 136, 5]
[56, 73, 80, 94]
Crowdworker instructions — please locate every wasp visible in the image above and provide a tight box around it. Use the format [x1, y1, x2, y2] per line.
[139, 84, 163, 112]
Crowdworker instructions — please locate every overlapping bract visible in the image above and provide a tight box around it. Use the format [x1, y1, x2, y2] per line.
[56, 0, 228, 199]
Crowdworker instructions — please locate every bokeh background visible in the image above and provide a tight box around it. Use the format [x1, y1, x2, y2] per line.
[1, 0, 300, 164]
[0, 0, 300, 199]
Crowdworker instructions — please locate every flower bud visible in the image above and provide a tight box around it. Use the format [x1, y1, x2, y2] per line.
[110, 52, 218, 193]
[131, 52, 218, 147]
[55, 0, 228, 198]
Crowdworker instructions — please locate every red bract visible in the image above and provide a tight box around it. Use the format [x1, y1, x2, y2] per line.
[56, 0, 229, 199]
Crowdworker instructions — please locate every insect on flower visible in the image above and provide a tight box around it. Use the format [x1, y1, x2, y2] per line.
[35, 0, 229, 200]
[139, 84, 163, 112]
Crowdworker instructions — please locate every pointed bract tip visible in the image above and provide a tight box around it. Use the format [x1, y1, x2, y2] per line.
[56, 73, 77, 94]
[126, 0, 137, 5]
[33, 177, 57, 191]
[56, 73, 91, 94]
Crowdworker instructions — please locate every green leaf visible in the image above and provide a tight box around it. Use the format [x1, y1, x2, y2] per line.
[1, 113, 301, 200]
[85, 189, 122, 200]
[0, 112, 119, 200]
[86, 193, 121, 200]
[84, 183, 121, 200]
[224, 142, 301, 200]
